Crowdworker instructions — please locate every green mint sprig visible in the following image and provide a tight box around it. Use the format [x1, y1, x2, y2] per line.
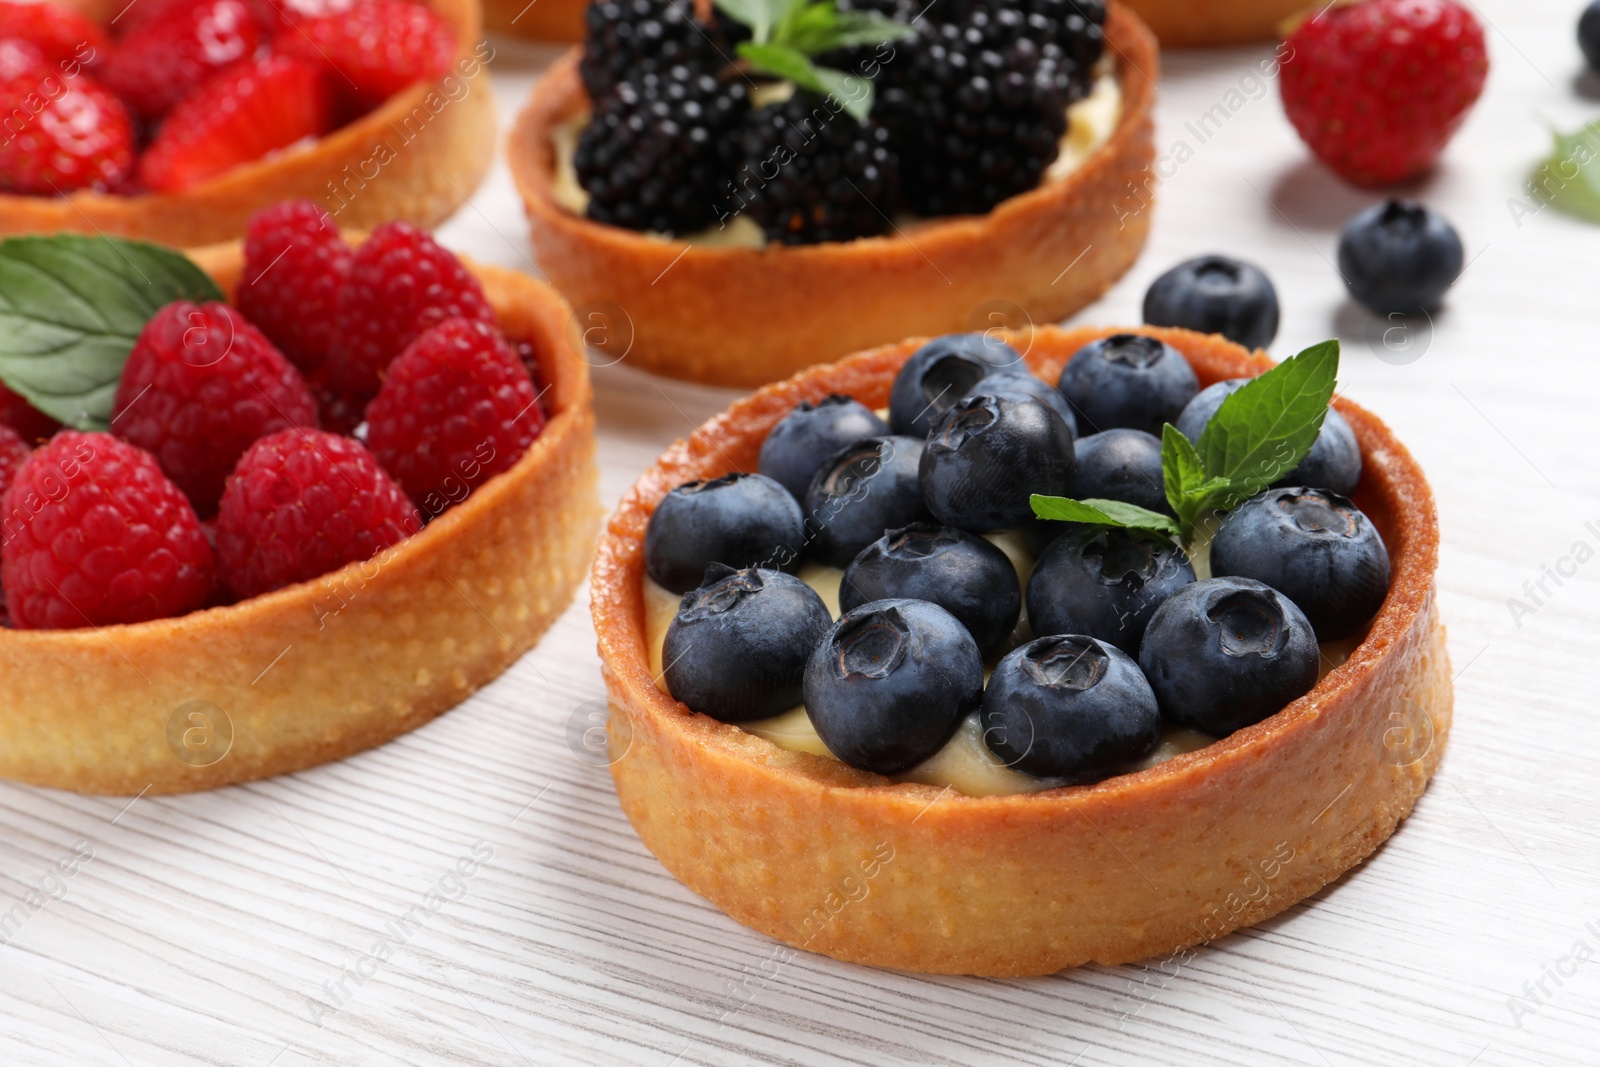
[1031, 339, 1341, 544]
[0, 234, 223, 431]
[1528, 120, 1600, 223]
[715, 0, 914, 122]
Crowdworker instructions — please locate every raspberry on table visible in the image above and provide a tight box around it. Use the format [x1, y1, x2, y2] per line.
[327, 221, 495, 404]
[111, 300, 320, 517]
[215, 428, 420, 600]
[0, 71, 136, 195]
[275, 0, 456, 113]
[366, 318, 545, 514]
[1, 431, 216, 630]
[99, 0, 263, 122]
[238, 200, 353, 378]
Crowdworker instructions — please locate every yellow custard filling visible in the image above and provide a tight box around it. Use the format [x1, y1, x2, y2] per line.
[643, 532, 1362, 797]
[551, 65, 1123, 249]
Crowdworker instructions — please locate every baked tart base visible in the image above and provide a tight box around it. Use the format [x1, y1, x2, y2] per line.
[483, 0, 586, 41]
[509, 4, 1159, 389]
[3, 0, 497, 246]
[0, 245, 600, 797]
[1122, 0, 1306, 46]
[592, 326, 1450, 975]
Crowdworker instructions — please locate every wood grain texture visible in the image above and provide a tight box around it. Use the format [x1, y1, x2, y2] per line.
[3, 9, 1599, 1065]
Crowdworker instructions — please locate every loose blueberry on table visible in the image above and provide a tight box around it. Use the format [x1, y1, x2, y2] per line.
[0, 201, 546, 629]
[645, 331, 1396, 795]
[1337, 199, 1465, 317]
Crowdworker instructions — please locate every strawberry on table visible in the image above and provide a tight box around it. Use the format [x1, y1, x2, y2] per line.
[1280, 0, 1489, 187]
[99, 0, 262, 122]
[276, 0, 456, 112]
[139, 55, 333, 194]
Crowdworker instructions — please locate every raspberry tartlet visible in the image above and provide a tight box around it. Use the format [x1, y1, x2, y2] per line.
[591, 325, 1448, 974]
[0, 0, 495, 246]
[0, 209, 598, 795]
[511, 1, 1158, 387]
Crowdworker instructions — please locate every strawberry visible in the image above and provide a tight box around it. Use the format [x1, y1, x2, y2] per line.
[99, 0, 262, 122]
[0, 1, 109, 68]
[1280, 0, 1489, 187]
[0, 39, 46, 81]
[139, 55, 333, 194]
[275, 0, 455, 112]
[0, 71, 136, 194]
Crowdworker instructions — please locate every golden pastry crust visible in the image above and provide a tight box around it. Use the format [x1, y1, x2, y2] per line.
[591, 326, 1450, 975]
[0, 241, 600, 796]
[1, 0, 497, 245]
[482, 0, 586, 41]
[1122, 0, 1305, 45]
[509, 4, 1159, 388]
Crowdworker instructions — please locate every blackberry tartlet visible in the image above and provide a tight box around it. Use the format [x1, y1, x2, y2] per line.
[512, 2, 1157, 386]
[592, 325, 1448, 974]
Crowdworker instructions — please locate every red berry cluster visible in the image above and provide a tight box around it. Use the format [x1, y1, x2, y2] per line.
[0, 0, 456, 197]
[0, 202, 548, 631]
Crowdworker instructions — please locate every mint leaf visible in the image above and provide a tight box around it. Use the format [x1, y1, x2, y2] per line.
[1533, 121, 1600, 223]
[1197, 339, 1338, 503]
[737, 42, 874, 120]
[0, 234, 222, 431]
[1160, 423, 1232, 536]
[716, 0, 802, 43]
[789, 10, 915, 52]
[1030, 494, 1180, 538]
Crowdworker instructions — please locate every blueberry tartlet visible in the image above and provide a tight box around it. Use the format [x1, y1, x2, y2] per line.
[592, 325, 1448, 974]
[511, 1, 1157, 386]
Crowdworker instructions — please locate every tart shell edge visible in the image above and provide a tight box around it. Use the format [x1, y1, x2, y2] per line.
[591, 325, 1451, 975]
[509, 3, 1160, 388]
[0, 243, 600, 796]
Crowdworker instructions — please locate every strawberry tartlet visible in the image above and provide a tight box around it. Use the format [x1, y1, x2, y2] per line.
[0, 0, 496, 245]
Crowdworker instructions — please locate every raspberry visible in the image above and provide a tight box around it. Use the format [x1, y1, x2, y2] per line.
[215, 429, 418, 599]
[275, 0, 456, 113]
[0, 382, 61, 444]
[1, 432, 215, 629]
[0, 1, 109, 68]
[0, 40, 46, 81]
[237, 200, 353, 377]
[366, 319, 544, 514]
[138, 54, 333, 194]
[327, 221, 494, 403]
[111, 301, 319, 516]
[1280, 0, 1488, 187]
[0, 424, 29, 507]
[0, 71, 136, 194]
[99, 0, 262, 122]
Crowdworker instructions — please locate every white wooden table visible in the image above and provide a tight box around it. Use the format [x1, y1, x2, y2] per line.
[5, 5, 1599, 1063]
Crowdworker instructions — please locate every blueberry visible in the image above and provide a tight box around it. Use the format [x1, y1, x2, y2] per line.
[840, 523, 1021, 657]
[803, 598, 983, 775]
[804, 435, 930, 567]
[1027, 525, 1195, 653]
[645, 473, 806, 593]
[1209, 487, 1390, 640]
[981, 635, 1161, 782]
[759, 394, 890, 502]
[1072, 429, 1169, 515]
[1583, 1, 1600, 69]
[964, 371, 1078, 438]
[888, 333, 1028, 437]
[1056, 334, 1199, 436]
[920, 393, 1076, 532]
[1138, 576, 1319, 736]
[1175, 380, 1363, 495]
[663, 565, 833, 721]
[1337, 200, 1464, 316]
[1142, 255, 1280, 351]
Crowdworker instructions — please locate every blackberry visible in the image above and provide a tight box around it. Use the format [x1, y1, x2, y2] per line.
[574, 66, 749, 235]
[898, 2, 1105, 216]
[728, 91, 900, 245]
[580, 0, 744, 99]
